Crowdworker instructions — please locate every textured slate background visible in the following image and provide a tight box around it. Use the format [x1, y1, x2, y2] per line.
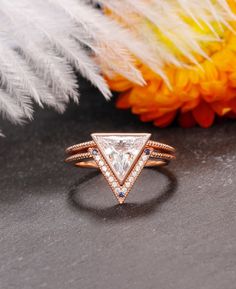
[0, 85, 236, 289]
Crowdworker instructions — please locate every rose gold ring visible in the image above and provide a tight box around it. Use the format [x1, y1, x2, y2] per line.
[65, 133, 176, 204]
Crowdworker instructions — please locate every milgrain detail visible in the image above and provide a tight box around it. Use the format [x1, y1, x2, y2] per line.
[147, 140, 175, 153]
[150, 152, 176, 160]
[65, 141, 96, 154]
[65, 152, 92, 163]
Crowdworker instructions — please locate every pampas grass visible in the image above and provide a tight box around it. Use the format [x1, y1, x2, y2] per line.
[0, 0, 234, 134]
[0, 0, 147, 133]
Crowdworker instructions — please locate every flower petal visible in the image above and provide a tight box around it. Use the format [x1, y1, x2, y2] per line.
[192, 101, 215, 128]
[153, 111, 177, 127]
[178, 111, 196, 128]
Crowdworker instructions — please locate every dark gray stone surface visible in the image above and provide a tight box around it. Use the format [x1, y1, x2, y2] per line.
[0, 86, 236, 289]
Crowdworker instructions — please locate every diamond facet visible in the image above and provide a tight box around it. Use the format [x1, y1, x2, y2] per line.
[92, 133, 150, 183]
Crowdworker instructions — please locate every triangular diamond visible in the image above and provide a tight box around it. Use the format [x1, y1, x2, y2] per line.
[92, 133, 151, 185]
[89, 145, 153, 204]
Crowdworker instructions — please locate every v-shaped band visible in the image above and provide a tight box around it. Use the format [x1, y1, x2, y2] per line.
[65, 133, 175, 204]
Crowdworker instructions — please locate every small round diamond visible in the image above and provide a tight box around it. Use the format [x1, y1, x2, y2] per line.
[112, 182, 118, 187]
[129, 176, 134, 182]
[102, 166, 107, 172]
[108, 176, 114, 182]
[123, 188, 127, 193]
[125, 182, 130, 187]
[99, 160, 104, 166]
[135, 166, 140, 171]
[132, 171, 137, 177]
[105, 171, 110, 177]
[95, 155, 100, 161]
[139, 161, 144, 166]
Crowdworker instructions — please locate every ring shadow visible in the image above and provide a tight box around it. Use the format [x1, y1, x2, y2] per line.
[67, 167, 178, 221]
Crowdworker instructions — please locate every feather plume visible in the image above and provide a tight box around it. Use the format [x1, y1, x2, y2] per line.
[97, 0, 234, 65]
[0, 0, 235, 134]
[0, 0, 148, 133]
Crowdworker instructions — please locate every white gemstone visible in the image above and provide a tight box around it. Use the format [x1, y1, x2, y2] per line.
[123, 188, 127, 193]
[105, 171, 110, 177]
[92, 133, 150, 183]
[125, 181, 130, 187]
[142, 155, 148, 161]
[115, 188, 120, 193]
[99, 160, 104, 166]
[95, 156, 100, 161]
[108, 176, 114, 182]
[132, 171, 137, 177]
[129, 176, 134, 182]
[135, 166, 140, 171]
[112, 182, 118, 187]
[102, 166, 107, 172]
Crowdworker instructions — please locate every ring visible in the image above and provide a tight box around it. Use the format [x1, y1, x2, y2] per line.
[65, 133, 176, 204]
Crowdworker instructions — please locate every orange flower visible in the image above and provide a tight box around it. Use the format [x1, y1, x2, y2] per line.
[106, 14, 236, 127]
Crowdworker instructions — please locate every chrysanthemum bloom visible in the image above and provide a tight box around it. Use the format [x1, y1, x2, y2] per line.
[104, 1, 236, 128]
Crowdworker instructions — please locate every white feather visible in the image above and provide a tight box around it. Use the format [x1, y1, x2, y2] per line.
[0, 89, 25, 124]
[0, 0, 235, 133]
[97, 0, 234, 65]
[49, 0, 146, 85]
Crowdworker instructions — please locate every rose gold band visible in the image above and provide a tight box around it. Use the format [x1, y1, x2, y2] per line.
[66, 141, 96, 155]
[65, 141, 175, 169]
[65, 134, 176, 204]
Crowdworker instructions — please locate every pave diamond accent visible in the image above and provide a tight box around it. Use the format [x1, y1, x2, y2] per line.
[89, 146, 153, 204]
[92, 133, 151, 184]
